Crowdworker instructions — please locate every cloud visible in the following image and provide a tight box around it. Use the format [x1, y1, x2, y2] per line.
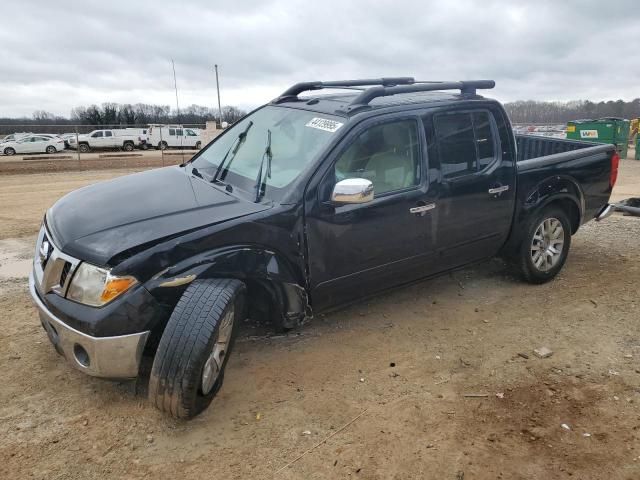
[1, 0, 638, 116]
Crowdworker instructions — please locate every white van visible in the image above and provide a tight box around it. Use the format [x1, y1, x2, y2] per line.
[147, 125, 202, 150]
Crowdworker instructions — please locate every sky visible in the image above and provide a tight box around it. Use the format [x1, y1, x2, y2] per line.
[1, 0, 639, 117]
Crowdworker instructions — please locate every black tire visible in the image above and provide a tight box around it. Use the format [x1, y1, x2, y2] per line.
[148, 279, 246, 419]
[78, 143, 90, 153]
[516, 207, 572, 284]
[46, 145, 57, 154]
[195, 141, 202, 150]
[158, 141, 168, 150]
[123, 142, 134, 152]
[4, 147, 15, 156]
[141, 143, 149, 150]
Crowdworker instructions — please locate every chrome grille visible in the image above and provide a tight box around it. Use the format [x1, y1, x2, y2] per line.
[33, 225, 80, 297]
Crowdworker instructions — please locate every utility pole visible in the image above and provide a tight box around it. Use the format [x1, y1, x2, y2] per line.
[171, 59, 180, 121]
[214, 64, 223, 126]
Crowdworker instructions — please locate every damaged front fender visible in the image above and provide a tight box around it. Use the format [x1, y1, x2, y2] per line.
[143, 245, 310, 330]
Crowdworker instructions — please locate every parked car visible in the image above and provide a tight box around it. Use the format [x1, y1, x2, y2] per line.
[68, 129, 145, 152]
[29, 77, 619, 419]
[1, 132, 32, 144]
[2, 134, 65, 155]
[147, 124, 202, 150]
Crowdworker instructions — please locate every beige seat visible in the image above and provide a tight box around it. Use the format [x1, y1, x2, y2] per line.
[364, 123, 415, 194]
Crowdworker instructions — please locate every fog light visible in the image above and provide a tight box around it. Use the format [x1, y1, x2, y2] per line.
[73, 344, 90, 368]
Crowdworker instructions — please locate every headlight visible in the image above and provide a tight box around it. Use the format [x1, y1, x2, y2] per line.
[67, 262, 137, 307]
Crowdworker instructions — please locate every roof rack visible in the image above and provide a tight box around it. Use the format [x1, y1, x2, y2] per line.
[271, 78, 496, 113]
[272, 77, 416, 104]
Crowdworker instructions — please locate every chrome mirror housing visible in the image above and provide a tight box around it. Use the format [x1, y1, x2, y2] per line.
[331, 178, 374, 205]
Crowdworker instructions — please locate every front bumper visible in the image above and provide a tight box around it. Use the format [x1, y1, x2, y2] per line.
[29, 272, 149, 378]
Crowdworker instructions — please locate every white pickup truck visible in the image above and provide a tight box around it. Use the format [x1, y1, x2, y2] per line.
[68, 129, 145, 152]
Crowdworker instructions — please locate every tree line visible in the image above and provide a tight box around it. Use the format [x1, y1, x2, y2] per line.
[0, 103, 248, 131]
[3, 98, 640, 132]
[504, 99, 640, 124]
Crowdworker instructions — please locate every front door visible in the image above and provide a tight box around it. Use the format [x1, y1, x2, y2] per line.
[427, 107, 516, 267]
[90, 131, 105, 148]
[305, 116, 438, 310]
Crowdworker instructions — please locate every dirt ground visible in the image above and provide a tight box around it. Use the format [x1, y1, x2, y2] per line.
[1, 161, 640, 479]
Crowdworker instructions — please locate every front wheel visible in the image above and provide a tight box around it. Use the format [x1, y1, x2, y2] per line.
[4, 147, 16, 156]
[78, 143, 90, 153]
[195, 141, 202, 150]
[148, 279, 246, 419]
[516, 207, 571, 284]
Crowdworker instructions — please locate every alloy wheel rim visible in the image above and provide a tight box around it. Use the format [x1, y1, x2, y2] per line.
[531, 217, 564, 272]
[201, 305, 235, 395]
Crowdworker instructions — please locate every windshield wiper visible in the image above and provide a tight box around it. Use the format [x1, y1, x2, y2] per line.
[254, 129, 273, 202]
[212, 121, 253, 184]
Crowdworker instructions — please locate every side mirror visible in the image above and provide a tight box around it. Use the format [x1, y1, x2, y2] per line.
[331, 178, 374, 205]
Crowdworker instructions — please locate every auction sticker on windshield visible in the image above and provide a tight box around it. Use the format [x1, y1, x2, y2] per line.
[305, 117, 344, 133]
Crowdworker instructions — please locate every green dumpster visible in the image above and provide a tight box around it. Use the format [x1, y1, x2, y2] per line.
[567, 118, 630, 159]
[635, 135, 640, 160]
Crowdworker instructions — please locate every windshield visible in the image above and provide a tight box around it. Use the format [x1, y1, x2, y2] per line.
[191, 106, 345, 200]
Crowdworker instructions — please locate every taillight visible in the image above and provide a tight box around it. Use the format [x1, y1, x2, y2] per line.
[610, 151, 620, 188]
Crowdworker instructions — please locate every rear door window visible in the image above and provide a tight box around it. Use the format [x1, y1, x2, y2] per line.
[434, 113, 476, 178]
[433, 110, 498, 179]
[175, 129, 183, 136]
[473, 112, 495, 170]
[105, 131, 113, 137]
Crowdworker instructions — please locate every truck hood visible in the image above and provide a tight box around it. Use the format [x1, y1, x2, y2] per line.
[47, 166, 270, 265]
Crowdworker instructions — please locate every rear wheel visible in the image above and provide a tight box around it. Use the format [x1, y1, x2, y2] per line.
[148, 279, 246, 419]
[123, 142, 134, 152]
[4, 147, 16, 156]
[516, 207, 571, 284]
[46, 145, 57, 154]
[78, 143, 90, 153]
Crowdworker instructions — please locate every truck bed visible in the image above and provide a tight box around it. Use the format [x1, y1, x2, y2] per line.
[514, 134, 616, 227]
[516, 134, 612, 161]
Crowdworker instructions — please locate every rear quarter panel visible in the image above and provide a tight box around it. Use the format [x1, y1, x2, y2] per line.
[505, 147, 613, 253]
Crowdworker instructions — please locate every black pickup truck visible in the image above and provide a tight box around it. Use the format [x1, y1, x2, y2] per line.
[29, 78, 619, 418]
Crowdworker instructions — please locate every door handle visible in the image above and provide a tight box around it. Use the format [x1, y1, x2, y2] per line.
[409, 203, 436, 215]
[488, 185, 509, 195]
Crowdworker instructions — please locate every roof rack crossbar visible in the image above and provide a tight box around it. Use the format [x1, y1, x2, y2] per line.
[273, 77, 416, 103]
[345, 80, 496, 111]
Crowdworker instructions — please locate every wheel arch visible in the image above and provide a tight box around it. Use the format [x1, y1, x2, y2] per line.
[502, 175, 584, 257]
[143, 245, 309, 333]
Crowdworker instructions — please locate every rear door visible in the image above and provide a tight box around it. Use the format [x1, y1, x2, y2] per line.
[425, 106, 516, 267]
[305, 114, 439, 309]
[103, 130, 115, 147]
[168, 128, 177, 147]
